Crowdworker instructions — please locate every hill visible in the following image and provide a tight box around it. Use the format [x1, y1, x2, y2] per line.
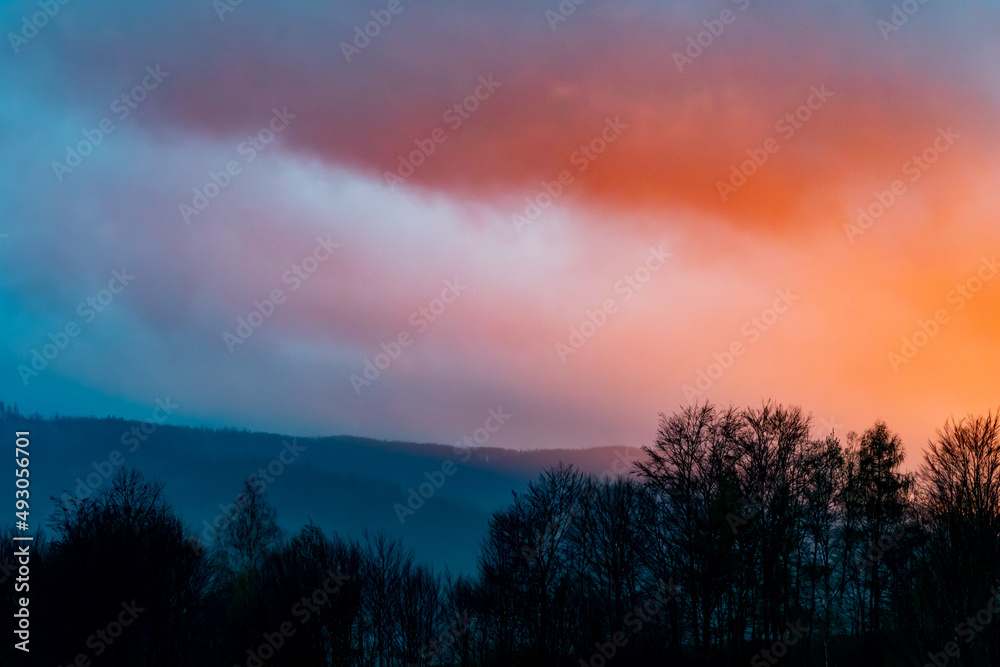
[2, 410, 643, 573]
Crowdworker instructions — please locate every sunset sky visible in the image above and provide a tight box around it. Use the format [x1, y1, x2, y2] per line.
[2, 0, 999, 464]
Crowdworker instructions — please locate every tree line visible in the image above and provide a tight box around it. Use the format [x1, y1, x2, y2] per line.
[2, 400, 999, 666]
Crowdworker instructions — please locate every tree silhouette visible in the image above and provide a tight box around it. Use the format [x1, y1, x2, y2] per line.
[42, 468, 212, 666]
[7, 401, 1000, 666]
[220, 477, 283, 572]
[844, 420, 912, 662]
[912, 412, 1000, 665]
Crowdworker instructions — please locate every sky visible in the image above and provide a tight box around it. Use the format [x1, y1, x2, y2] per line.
[1, 0, 999, 464]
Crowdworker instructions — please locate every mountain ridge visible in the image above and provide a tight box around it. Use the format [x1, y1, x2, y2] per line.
[1, 409, 644, 573]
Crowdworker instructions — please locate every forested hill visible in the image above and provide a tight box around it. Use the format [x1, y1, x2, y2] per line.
[3, 402, 1000, 665]
[0, 405, 642, 573]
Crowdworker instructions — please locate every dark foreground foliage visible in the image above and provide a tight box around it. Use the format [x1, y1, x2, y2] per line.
[2, 400, 999, 666]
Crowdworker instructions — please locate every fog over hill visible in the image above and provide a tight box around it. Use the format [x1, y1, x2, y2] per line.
[2, 407, 643, 573]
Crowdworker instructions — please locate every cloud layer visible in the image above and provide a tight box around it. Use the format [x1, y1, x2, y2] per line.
[2, 0, 1000, 457]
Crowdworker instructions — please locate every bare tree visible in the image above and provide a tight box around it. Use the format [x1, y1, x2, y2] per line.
[637, 402, 741, 660]
[916, 412, 1000, 664]
[361, 532, 411, 666]
[220, 477, 283, 572]
[44, 469, 212, 666]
